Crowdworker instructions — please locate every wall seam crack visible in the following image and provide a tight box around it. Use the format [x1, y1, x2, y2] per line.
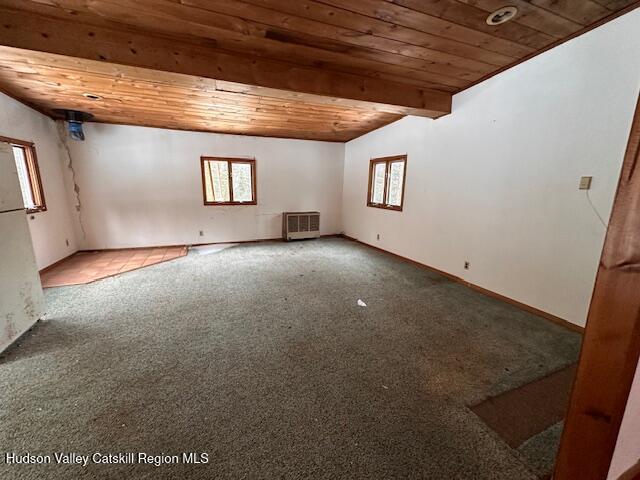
[56, 121, 87, 239]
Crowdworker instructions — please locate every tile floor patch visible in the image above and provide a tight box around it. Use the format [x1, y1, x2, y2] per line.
[40, 246, 188, 287]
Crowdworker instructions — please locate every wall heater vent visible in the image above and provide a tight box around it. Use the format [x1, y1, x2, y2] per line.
[283, 212, 320, 241]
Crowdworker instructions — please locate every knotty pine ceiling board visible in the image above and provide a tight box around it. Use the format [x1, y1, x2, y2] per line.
[0, 0, 637, 140]
[0, 47, 403, 141]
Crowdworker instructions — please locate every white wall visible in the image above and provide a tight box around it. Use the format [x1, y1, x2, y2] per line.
[609, 360, 640, 479]
[0, 93, 78, 269]
[65, 124, 344, 249]
[342, 9, 640, 327]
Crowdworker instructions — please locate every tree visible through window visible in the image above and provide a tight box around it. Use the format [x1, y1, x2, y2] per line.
[3, 137, 46, 213]
[367, 155, 407, 211]
[201, 157, 256, 205]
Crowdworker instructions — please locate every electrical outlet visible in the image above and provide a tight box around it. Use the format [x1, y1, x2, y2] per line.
[579, 176, 593, 190]
[199, 230, 204, 237]
[376, 234, 380, 240]
[464, 261, 470, 270]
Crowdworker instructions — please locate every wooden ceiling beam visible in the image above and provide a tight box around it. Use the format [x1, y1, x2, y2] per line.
[0, 7, 451, 118]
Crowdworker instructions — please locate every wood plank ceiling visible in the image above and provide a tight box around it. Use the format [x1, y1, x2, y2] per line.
[0, 0, 637, 141]
[0, 47, 403, 141]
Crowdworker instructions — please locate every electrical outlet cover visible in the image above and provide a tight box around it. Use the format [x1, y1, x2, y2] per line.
[579, 176, 593, 190]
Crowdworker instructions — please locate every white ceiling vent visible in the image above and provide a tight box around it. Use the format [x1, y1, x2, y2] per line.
[283, 212, 320, 241]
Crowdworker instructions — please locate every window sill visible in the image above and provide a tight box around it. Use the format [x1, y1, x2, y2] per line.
[26, 207, 47, 214]
[367, 203, 403, 212]
[204, 201, 257, 206]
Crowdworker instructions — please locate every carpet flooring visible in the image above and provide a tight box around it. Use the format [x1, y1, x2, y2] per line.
[0, 237, 582, 479]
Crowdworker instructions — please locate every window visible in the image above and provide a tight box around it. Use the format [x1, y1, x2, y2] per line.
[201, 157, 256, 205]
[367, 155, 407, 211]
[2, 136, 46, 213]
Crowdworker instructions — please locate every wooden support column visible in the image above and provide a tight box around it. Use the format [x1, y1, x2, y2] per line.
[555, 94, 640, 479]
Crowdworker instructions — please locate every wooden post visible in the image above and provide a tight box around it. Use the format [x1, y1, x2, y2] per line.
[555, 94, 640, 479]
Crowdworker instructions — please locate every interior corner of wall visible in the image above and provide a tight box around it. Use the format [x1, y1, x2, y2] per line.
[55, 120, 86, 247]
